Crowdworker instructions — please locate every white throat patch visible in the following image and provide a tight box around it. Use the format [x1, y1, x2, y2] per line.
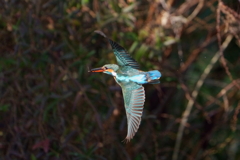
[112, 71, 117, 76]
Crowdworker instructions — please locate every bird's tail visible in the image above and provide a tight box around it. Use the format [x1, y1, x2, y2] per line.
[130, 70, 161, 84]
[147, 70, 161, 84]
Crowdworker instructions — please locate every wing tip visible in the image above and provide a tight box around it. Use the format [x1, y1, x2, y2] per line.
[122, 137, 131, 143]
[94, 30, 107, 38]
[94, 30, 140, 69]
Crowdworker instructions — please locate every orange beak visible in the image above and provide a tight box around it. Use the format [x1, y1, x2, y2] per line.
[90, 67, 105, 72]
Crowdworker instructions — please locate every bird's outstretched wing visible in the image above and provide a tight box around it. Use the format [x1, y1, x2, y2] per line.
[121, 83, 145, 142]
[94, 30, 140, 70]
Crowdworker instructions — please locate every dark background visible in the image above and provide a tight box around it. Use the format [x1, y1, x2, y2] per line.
[0, 0, 240, 159]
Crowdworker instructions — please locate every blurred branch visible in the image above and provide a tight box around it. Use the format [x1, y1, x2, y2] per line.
[231, 101, 240, 131]
[201, 135, 232, 158]
[175, 0, 205, 72]
[217, 0, 240, 90]
[176, 0, 201, 15]
[180, 36, 216, 73]
[186, 0, 204, 23]
[172, 34, 233, 160]
[205, 79, 240, 107]
[67, 73, 103, 130]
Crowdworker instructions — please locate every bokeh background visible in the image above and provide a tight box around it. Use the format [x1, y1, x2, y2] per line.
[1, 0, 240, 159]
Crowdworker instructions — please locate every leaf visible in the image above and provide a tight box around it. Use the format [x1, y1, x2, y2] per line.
[0, 104, 10, 112]
[122, 2, 139, 13]
[129, 41, 138, 54]
[32, 139, 50, 153]
[31, 154, 37, 160]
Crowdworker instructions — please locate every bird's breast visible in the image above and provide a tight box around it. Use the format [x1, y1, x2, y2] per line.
[115, 75, 131, 83]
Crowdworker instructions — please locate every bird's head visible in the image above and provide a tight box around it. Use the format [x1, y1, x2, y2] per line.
[90, 64, 119, 76]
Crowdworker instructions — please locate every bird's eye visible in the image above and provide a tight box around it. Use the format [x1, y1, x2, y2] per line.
[104, 67, 108, 69]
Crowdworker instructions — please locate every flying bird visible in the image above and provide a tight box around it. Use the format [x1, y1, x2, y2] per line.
[90, 31, 161, 142]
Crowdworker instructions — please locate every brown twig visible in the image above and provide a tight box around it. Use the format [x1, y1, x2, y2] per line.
[205, 79, 240, 107]
[217, 0, 240, 90]
[172, 34, 233, 160]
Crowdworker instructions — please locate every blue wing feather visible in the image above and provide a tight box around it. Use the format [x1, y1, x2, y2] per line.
[122, 84, 145, 142]
[94, 30, 140, 69]
[108, 39, 140, 69]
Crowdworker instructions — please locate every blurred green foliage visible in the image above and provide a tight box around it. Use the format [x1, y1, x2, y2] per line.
[0, 0, 240, 160]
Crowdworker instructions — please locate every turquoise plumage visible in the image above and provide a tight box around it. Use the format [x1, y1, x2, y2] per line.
[90, 31, 161, 142]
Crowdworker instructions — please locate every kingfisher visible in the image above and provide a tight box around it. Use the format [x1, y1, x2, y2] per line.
[90, 31, 161, 142]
